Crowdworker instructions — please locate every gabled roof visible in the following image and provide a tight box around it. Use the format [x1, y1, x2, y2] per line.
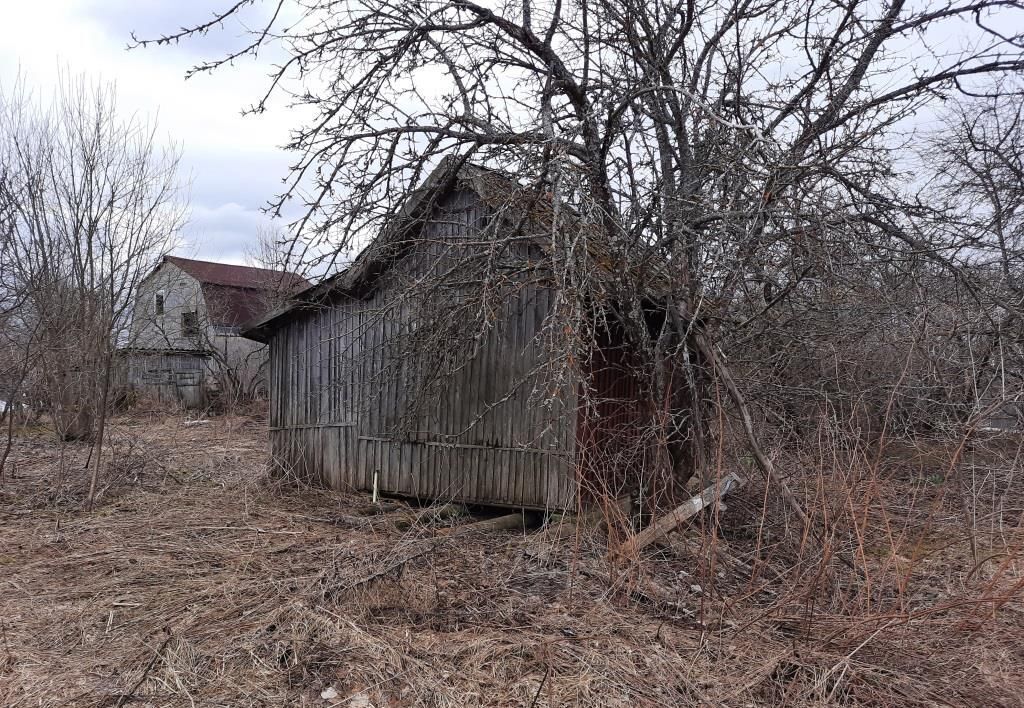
[240, 157, 666, 343]
[164, 255, 309, 292]
[152, 255, 310, 329]
[199, 283, 275, 329]
[240, 158, 515, 341]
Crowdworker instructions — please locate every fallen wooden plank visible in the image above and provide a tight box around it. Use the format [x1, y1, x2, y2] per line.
[393, 503, 467, 530]
[531, 495, 632, 545]
[440, 511, 528, 536]
[530, 509, 604, 545]
[618, 472, 744, 556]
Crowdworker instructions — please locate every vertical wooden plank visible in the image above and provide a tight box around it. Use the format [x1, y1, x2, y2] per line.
[296, 316, 305, 427]
[368, 293, 381, 437]
[355, 437, 365, 492]
[367, 438, 376, 495]
[503, 291, 520, 505]
[284, 328, 292, 430]
[292, 317, 300, 428]
[279, 331, 287, 430]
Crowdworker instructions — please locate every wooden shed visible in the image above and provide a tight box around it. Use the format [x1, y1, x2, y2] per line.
[243, 161, 669, 510]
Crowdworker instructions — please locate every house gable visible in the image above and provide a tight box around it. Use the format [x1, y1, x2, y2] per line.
[130, 261, 209, 352]
[132, 257, 309, 350]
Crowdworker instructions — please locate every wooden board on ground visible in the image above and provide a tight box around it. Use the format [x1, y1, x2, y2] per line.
[618, 472, 744, 556]
[440, 511, 529, 536]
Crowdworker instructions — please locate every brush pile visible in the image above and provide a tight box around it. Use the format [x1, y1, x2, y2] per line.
[1, 416, 1022, 706]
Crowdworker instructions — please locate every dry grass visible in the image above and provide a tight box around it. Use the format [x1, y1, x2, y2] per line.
[1, 415, 1023, 706]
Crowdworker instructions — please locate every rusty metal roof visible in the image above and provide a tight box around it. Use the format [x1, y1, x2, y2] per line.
[164, 256, 309, 292]
[158, 256, 309, 329]
[198, 283, 274, 328]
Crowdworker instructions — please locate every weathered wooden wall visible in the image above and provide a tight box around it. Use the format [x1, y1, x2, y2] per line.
[267, 189, 577, 509]
[123, 351, 209, 408]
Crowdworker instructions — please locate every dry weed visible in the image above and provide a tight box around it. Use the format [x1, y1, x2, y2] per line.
[0, 416, 1022, 706]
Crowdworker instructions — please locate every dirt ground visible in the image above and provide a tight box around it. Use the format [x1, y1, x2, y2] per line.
[1, 414, 1022, 707]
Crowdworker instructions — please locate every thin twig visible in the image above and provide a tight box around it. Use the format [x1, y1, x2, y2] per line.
[115, 633, 173, 708]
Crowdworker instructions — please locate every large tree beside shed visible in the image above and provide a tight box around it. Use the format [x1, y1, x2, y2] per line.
[146, 0, 1024, 513]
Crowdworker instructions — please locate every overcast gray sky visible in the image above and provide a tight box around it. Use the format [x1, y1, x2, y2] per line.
[0, 1, 296, 265]
[4, 2, 1023, 269]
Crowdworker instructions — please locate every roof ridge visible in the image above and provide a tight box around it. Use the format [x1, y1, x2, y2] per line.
[164, 255, 299, 276]
[162, 255, 309, 291]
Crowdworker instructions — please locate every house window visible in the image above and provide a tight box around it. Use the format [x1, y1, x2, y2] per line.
[154, 292, 165, 315]
[181, 311, 200, 338]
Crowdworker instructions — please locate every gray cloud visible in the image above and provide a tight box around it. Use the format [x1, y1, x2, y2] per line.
[183, 201, 270, 263]
[64, 1, 301, 267]
[184, 145, 292, 212]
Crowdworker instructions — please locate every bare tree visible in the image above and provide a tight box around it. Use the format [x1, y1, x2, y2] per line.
[246, 223, 312, 309]
[135, 1, 1024, 525]
[0, 73, 185, 505]
[923, 89, 1024, 427]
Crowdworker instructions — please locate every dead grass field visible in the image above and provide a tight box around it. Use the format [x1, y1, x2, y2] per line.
[1, 414, 1023, 707]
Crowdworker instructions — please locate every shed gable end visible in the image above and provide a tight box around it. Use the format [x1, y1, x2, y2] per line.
[265, 187, 576, 508]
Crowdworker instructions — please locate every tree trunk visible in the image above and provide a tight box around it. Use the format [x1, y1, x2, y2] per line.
[86, 346, 115, 511]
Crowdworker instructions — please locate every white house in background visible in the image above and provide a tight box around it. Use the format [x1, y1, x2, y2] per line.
[122, 255, 308, 408]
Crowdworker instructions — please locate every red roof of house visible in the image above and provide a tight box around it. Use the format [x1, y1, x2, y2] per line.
[162, 256, 310, 328]
[164, 255, 308, 291]
[199, 283, 272, 328]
